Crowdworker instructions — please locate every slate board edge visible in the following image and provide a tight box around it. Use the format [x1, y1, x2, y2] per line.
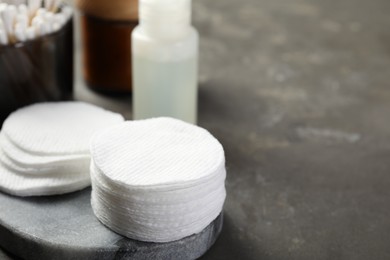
[0, 195, 223, 260]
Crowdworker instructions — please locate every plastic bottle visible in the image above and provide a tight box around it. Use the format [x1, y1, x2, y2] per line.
[132, 0, 198, 124]
[76, 0, 138, 94]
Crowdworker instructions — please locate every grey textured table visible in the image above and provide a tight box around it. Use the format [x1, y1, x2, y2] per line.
[3, 0, 390, 259]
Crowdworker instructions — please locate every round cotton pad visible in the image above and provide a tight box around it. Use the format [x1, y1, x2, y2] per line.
[2, 102, 125, 155]
[91, 117, 225, 188]
[0, 159, 90, 197]
[90, 118, 226, 243]
[0, 102, 125, 197]
[0, 134, 89, 168]
[0, 147, 90, 176]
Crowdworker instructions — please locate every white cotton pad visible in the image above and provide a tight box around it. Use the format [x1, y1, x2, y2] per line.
[0, 147, 90, 176]
[0, 133, 89, 168]
[91, 117, 225, 188]
[90, 117, 226, 243]
[2, 102, 125, 155]
[0, 158, 90, 197]
[0, 102, 125, 197]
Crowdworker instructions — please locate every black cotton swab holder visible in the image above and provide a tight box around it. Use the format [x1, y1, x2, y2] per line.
[0, 15, 73, 125]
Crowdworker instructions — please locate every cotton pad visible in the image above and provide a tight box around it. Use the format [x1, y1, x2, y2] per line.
[90, 117, 226, 243]
[0, 133, 89, 168]
[2, 102, 124, 155]
[0, 147, 90, 176]
[0, 102, 125, 196]
[0, 152, 90, 197]
[91, 117, 225, 187]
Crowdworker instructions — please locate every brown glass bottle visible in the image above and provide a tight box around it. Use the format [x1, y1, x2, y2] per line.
[76, 0, 138, 95]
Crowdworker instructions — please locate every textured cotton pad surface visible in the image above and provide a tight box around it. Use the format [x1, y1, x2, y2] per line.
[90, 118, 226, 243]
[91, 117, 225, 187]
[2, 102, 124, 155]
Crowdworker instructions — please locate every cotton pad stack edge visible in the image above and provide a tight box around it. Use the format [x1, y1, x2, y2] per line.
[0, 102, 124, 196]
[90, 118, 226, 243]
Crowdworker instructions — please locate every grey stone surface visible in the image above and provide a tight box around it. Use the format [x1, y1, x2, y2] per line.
[0, 188, 223, 260]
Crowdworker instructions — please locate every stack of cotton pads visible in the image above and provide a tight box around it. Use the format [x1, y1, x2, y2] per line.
[90, 117, 226, 243]
[0, 102, 124, 196]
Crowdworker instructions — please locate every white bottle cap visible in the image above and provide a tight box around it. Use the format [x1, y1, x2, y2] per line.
[140, 0, 191, 25]
[139, 0, 191, 39]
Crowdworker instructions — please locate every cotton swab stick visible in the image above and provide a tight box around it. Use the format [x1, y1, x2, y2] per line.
[51, 0, 61, 13]
[28, 0, 41, 18]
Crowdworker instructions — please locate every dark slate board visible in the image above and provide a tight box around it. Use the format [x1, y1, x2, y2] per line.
[0, 188, 223, 260]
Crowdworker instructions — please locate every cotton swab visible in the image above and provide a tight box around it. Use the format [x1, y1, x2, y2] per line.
[0, 29, 8, 45]
[26, 26, 35, 40]
[62, 6, 72, 20]
[43, 12, 53, 23]
[32, 16, 44, 36]
[36, 7, 46, 17]
[28, 0, 42, 18]
[44, 0, 53, 11]
[0, 21, 7, 45]
[1, 5, 17, 38]
[18, 4, 28, 17]
[53, 12, 65, 26]
[16, 14, 28, 29]
[31, 16, 43, 27]
[14, 24, 26, 42]
[43, 20, 50, 34]
[0, 4, 6, 13]
[51, 22, 60, 32]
